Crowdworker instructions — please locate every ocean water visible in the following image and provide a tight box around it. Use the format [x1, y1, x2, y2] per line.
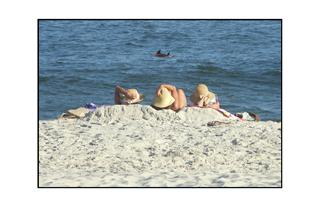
[39, 20, 281, 121]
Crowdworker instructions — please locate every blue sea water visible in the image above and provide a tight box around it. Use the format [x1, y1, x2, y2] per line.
[39, 20, 281, 121]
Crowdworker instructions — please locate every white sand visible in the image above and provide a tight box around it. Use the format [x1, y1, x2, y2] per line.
[39, 105, 281, 187]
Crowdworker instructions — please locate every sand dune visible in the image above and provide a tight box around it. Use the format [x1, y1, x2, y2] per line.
[39, 105, 281, 187]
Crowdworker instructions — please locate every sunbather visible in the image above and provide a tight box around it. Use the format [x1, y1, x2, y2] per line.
[190, 84, 220, 109]
[114, 86, 146, 105]
[151, 84, 187, 111]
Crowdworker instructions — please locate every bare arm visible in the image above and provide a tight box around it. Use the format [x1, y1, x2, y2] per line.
[209, 102, 220, 110]
[114, 86, 138, 104]
[114, 86, 127, 104]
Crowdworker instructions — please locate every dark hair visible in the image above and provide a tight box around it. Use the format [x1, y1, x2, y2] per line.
[151, 104, 173, 111]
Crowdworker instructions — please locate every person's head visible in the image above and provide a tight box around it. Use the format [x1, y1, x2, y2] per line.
[190, 84, 217, 106]
[120, 89, 146, 104]
[151, 88, 175, 110]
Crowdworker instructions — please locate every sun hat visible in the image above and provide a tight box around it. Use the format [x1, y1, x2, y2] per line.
[152, 88, 175, 108]
[120, 89, 146, 104]
[65, 107, 90, 118]
[190, 84, 216, 106]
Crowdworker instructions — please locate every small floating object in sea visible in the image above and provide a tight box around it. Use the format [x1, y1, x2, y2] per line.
[153, 50, 177, 57]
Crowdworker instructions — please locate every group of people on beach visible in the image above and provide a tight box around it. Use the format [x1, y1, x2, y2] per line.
[60, 83, 259, 121]
[115, 84, 220, 112]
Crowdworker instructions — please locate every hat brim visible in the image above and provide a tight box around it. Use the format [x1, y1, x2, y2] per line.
[152, 94, 175, 108]
[120, 93, 146, 104]
[190, 92, 215, 105]
[65, 107, 90, 118]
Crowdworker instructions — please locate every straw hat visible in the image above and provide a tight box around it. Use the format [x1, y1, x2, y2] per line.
[120, 89, 146, 104]
[190, 84, 216, 106]
[152, 88, 175, 108]
[65, 107, 90, 118]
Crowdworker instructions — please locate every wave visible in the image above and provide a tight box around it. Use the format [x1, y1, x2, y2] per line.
[39, 76, 51, 83]
[197, 65, 221, 71]
[262, 70, 281, 77]
[125, 42, 143, 47]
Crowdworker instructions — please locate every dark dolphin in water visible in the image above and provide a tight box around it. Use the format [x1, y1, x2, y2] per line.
[153, 50, 176, 57]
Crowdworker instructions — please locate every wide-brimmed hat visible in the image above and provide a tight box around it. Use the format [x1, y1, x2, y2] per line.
[190, 84, 216, 106]
[152, 88, 175, 108]
[65, 107, 90, 118]
[120, 89, 146, 104]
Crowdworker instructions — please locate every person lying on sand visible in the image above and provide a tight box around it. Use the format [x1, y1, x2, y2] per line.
[151, 84, 187, 111]
[114, 86, 146, 105]
[190, 84, 220, 109]
[189, 84, 260, 121]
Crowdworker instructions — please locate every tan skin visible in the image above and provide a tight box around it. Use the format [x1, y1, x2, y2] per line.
[114, 86, 139, 105]
[192, 100, 220, 110]
[154, 84, 187, 111]
[208, 102, 220, 110]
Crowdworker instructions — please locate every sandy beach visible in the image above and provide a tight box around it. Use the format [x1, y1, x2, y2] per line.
[39, 105, 281, 187]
